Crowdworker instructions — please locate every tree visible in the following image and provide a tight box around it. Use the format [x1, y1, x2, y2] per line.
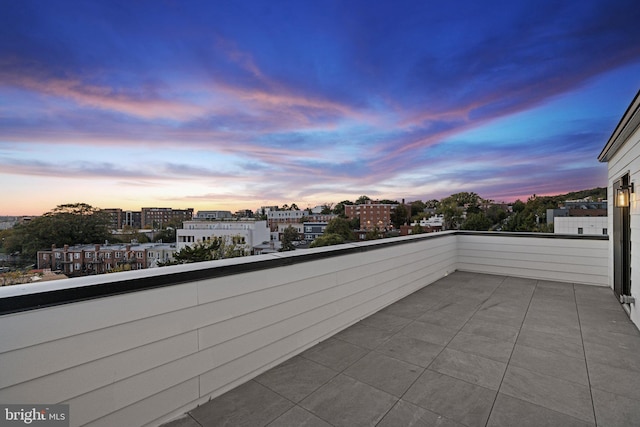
[325, 218, 355, 241]
[320, 204, 333, 214]
[436, 196, 464, 230]
[164, 235, 247, 265]
[333, 200, 353, 217]
[309, 233, 345, 248]
[280, 226, 299, 251]
[8, 203, 112, 261]
[355, 195, 371, 205]
[410, 200, 426, 217]
[461, 212, 493, 231]
[390, 204, 410, 228]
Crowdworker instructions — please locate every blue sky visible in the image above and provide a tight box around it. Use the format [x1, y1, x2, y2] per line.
[1, 0, 639, 215]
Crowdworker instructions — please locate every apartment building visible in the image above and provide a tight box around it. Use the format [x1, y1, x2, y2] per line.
[344, 201, 396, 230]
[141, 207, 194, 229]
[176, 220, 270, 254]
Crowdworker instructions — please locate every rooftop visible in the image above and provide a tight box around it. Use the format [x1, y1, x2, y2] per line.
[163, 271, 640, 427]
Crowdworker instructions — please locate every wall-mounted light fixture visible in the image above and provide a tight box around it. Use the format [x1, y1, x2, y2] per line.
[616, 182, 634, 208]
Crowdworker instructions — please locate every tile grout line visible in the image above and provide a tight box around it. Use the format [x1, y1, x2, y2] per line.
[574, 283, 599, 427]
[483, 276, 537, 427]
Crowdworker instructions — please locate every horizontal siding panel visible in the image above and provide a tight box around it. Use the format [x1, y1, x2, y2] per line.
[0, 306, 201, 388]
[0, 283, 198, 354]
[84, 379, 199, 427]
[0, 331, 198, 404]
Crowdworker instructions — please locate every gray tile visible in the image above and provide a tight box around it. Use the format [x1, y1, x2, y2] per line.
[333, 322, 395, 349]
[583, 340, 640, 373]
[579, 315, 640, 337]
[161, 414, 201, 427]
[588, 360, 640, 401]
[487, 393, 594, 427]
[267, 406, 332, 427]
[377, 400, 465, 427]
[379, 300, 433, 320]
[400, 320, 460, 346]
[428, 348, 507, 390]
[447, 331, 515, 363]
[361, 311, 413, 332]
[189, 380, 293, 427]
[528, 297, 577, 313]
[301, 338, 368, 371]
[376, 335, 444, 367]
[472, 306, 526, 327]
[580, 328, 640, 349]
[404, 369, 496, 427]
[417, 308, 474, 330]
[525, 307, 580, 325]
[300, 374, 397, 427]
[520, 318, 579, 340]
[344, 351, 423, 397]
[509, 344, 588, 386]
[460, 318, 519, 342]
[500, 365, 594, 423]
[255, 356, 337, 402]
[516, 328, 584, 359]
[592, 388, 640, 427]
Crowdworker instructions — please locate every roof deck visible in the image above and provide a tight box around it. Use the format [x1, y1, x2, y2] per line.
[164, 271, 640, 427]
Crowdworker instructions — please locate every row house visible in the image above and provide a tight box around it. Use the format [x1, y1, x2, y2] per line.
[37, 243, 177, 276]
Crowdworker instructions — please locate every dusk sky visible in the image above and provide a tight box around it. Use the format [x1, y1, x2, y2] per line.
[1, 0, 639, 216]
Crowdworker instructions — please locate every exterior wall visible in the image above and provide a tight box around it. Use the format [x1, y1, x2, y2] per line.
[554, 217, 608, 235]
[604, 123, 640, 327]
[0, 232, 609, 426]
[456, 232, 608, 286]
[0, 233, 457, 427]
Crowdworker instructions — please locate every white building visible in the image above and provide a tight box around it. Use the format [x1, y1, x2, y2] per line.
[554, 217, 608, 235]
[598, 89, 640, 329]
[176, 220, 270, 254]
[411, 214, 444, 228]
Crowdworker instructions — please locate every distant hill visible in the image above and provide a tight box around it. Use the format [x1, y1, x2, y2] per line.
[553, 187, 607, 202]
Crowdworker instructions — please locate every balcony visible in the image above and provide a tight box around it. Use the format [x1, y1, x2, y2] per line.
[1, 231, 637, 426]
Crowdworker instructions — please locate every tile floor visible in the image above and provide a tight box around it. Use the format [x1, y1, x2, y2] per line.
[163, 271, 640, 427]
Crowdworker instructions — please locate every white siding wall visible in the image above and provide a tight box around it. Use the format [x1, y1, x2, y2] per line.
[553, 216, 608, 235]
[0, 234, 457, 427]
[606, 124, 640, 327]
[456, 233, 608, 286]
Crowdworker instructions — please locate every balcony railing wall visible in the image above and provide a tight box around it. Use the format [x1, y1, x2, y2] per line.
[0, 232, 607, 427]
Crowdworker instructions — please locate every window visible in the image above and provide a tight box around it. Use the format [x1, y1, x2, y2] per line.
[137, 252, 144, 258]
[603, 228, 608, 235]
[74, 253, 80, 259]
[578, 228, 584, 234]
[75, 263, 81, 270]
[116, 252, 122, 258]
[105, 253, 111, 259]
[43, 254, 48, 260]
[55, 253, 61, 259]
[86, 252, 93, 258]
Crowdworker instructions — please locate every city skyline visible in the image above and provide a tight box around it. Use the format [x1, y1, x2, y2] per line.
[1, 0, 639, 216]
